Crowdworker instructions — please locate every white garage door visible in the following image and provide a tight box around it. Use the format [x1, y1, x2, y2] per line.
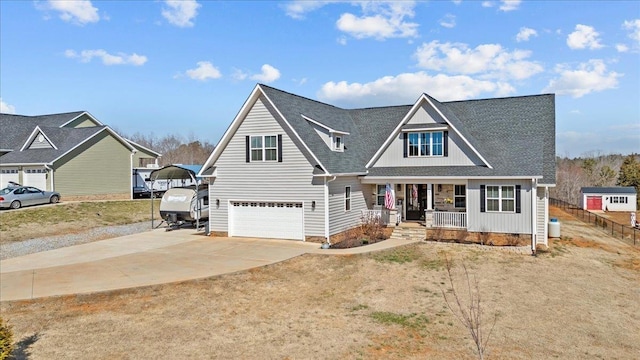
[0, 168, 19, 188]
[229, 201, 304, 240]
[23, 167, 47, 190]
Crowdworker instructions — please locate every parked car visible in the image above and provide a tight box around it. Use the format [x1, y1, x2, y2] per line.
[0, 186, 60, 209]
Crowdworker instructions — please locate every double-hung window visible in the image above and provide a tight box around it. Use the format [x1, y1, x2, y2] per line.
[454, 185, 466, 208]
[377, 185, 386, 206]
[486, 185, 515, 212]
[250, 135, 277, 162]
[407, 131, 443, 157]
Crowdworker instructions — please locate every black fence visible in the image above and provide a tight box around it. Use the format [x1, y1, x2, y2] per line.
[550, 198, 638, 246]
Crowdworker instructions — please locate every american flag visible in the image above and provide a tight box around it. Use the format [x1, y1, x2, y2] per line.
[384, 183, 394, 209]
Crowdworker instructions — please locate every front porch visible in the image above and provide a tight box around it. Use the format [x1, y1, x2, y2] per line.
[361, 182, 468, 229]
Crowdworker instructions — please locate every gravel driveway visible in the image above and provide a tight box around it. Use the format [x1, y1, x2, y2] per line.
[0, 221, 154, 260]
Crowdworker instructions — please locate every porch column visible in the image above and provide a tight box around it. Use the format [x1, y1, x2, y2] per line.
[426, 183, 433, 210]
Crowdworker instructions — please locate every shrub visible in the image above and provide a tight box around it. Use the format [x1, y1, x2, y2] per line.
[477, 227, 491, 245]
[0, 316, 14, 360]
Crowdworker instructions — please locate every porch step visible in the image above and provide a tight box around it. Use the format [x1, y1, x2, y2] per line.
[389, 226, 426, 241]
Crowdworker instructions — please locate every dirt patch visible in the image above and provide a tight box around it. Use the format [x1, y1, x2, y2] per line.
[2, 206, 639, 359]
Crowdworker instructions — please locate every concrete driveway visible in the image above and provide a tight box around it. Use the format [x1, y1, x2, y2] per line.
[0, 229, 320, 301]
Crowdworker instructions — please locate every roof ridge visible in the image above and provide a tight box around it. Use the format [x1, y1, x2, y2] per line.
[442, 93, 553, 104]
[259, 84, 343, 110]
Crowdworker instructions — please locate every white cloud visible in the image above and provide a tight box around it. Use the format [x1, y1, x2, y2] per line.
[567, 24, 603, 50]
[232, 68, 248, 81]
[499, 0, 521, 12]
[41, 0, 100, 25]
[516, 27, 537, 42]
[317, 72, 516, 107]
[1, 98, 16, 114]
[616, 44, 629, 53]
[439, 14, 456, 29]
[336, 2, 418, 40]
[283, 0, 331, 20]
[452, 0, 462, 5]
[162, 0, 200, 28]
[482, 1, 494, 8]
[65, 49, 147, 66]
[284, 1, 418, 40]
[543, 59, 621, 97]
[337, 36, 348, 45]
[623, 19, 640, 43]
[414, 41, 543, 80]
[250, 64, 281, 83]
[184, 61, 222, 81]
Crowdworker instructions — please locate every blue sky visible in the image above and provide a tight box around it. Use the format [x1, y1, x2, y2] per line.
[1, 0, 639, 157]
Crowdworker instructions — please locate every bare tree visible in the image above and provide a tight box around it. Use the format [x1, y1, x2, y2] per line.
[441, 256, 497, 360]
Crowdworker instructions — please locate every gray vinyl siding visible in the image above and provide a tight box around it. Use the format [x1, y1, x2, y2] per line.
[536, 187, 547, 243]
[53, 131, 131, 196]
[28, 132, 53, 149]
[208, 96, 325, 237]
[311, 124, 332, 150]
[406, 104, 440, 125]
[467, 179, 532, 234]
[328, 176, 367, 236]
[373, 104, 484, 167]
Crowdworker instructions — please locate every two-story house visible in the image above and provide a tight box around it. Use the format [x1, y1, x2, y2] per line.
[198, 84, 555, 253]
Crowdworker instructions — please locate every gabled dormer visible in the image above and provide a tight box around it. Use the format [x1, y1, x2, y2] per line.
[302, 114, 349, 152]
[366, 94, 491, 169]
[21, 126, 58, 151]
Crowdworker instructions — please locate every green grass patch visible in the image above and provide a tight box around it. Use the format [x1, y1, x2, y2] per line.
[372, 244, 422, 264]
[370, 311, 430, 330]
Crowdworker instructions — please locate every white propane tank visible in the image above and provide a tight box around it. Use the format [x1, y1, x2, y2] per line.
[548, 218, 561, 238]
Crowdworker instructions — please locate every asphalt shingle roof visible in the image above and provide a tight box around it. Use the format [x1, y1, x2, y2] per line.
[259, 84, 556, 184]
[581, 187, 637, 194]
[0, 112, 109, 165]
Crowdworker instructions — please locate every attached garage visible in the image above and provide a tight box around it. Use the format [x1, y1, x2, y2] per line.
[228, 201, 304, 240]
[0, 167, 19, 188]
[23, 167, 47, 190]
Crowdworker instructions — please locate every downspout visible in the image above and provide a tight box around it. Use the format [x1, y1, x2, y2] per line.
[130, 151, 136, 200]
[44, 163, 54, 191]
[324, 176, 337, 245]
[531, 178, 537, 256]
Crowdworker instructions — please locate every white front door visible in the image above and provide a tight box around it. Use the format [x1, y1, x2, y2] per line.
[23, 167, 47, 190]
[228, 201, 304, 240]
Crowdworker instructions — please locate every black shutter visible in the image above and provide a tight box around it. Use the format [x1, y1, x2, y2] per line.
[245, 136, 250, 163]
[403, 133, 407, 158]
[480, 185, 486, 213]
[277, 134, 283, 162]
[515, 185, 521, 213]
[443, 131, 448, 157]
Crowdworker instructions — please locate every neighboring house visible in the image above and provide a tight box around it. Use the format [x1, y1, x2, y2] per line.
[0, 111, 160, 199]
[198, 84, 555, 252]
[580, 187, 637, 212]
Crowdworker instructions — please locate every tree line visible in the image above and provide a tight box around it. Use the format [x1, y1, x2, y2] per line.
[551, 153, 640, 207]
[126, 131, 215, 167]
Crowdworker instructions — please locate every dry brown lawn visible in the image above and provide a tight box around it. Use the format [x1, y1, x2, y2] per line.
[2, 206, 639, 359]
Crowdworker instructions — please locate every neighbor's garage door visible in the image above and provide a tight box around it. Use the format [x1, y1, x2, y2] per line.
[23, 167, 47, 190]
[0, 167, 19, 187]
[586, 196, 602, 210]
[229, 201, 304, 240]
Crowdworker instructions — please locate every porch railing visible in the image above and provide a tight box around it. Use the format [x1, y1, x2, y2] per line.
[431, 211, 467, 229]
[361, 209, 400, 225]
